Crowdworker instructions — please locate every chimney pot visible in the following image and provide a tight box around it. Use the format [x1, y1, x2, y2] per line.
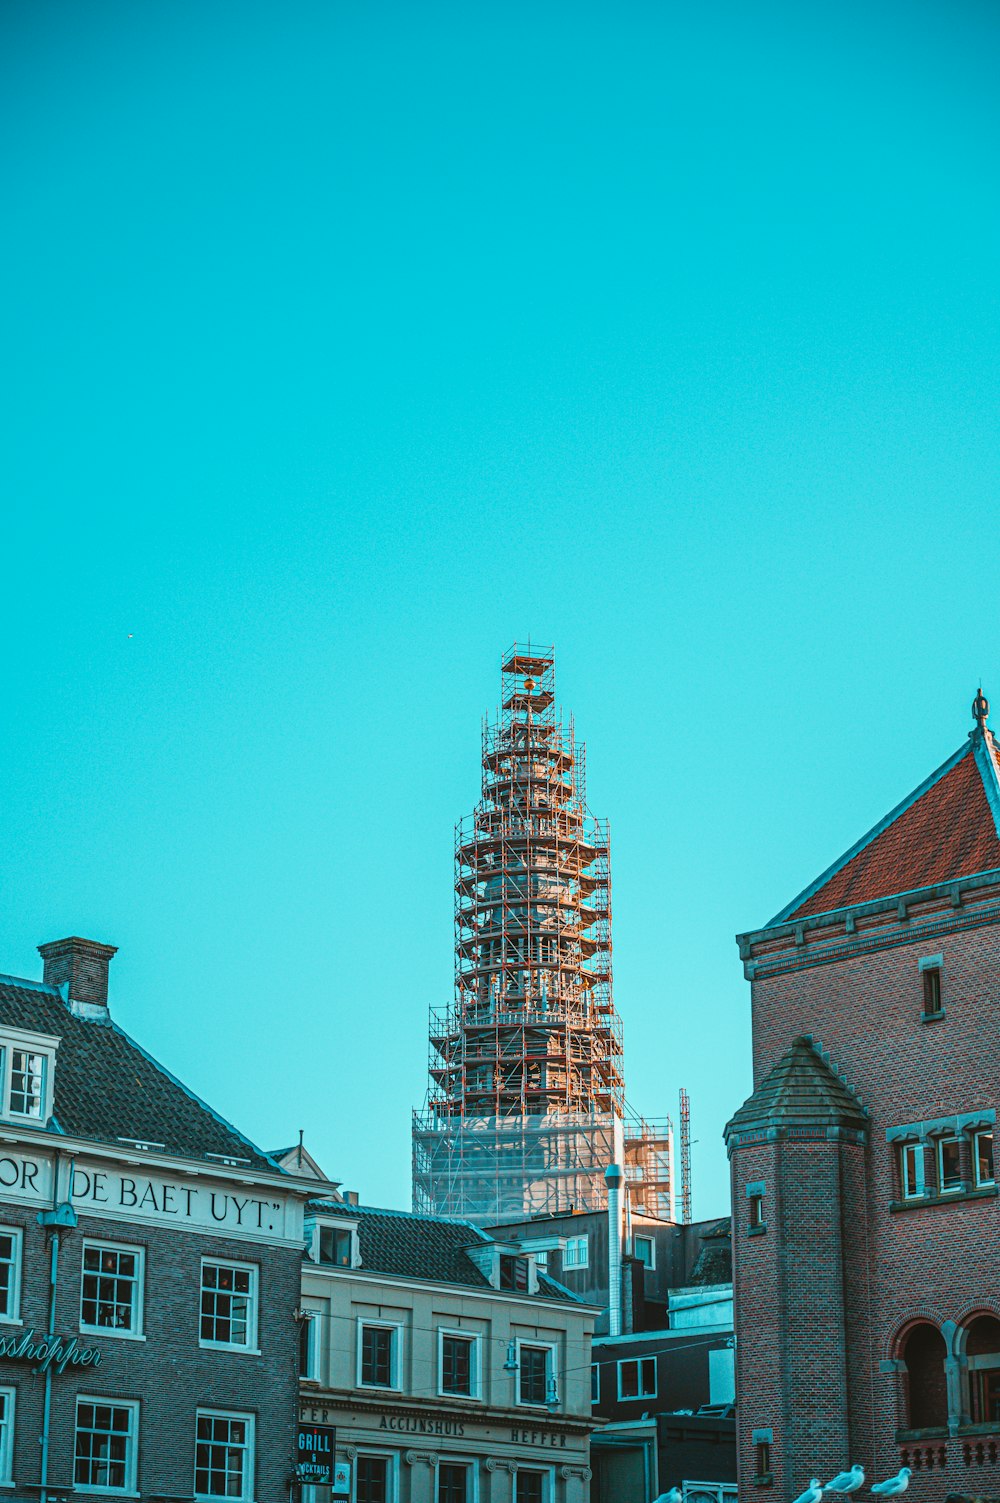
[37, 937, 117, 1009]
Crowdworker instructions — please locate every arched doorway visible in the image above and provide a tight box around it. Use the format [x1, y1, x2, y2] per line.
[902, 1322, 948, 1430]
[964, 1314, 1000, 1425]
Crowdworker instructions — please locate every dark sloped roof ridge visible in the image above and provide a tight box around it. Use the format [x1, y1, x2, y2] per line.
[766, 737, 975, 927]
[725, 1035, 868, 1140]
[106, 1019, 282, 1171]
[312, 1200, 491, 1240]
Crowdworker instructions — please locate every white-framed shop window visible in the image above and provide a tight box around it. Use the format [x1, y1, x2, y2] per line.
[435, 1456, 478, 1503]
[81, 1241, 145, 1338]
[354, 1449, 399, 1503]
[74, 1395, 139, 1494]
[514, 1467, 554, 1503]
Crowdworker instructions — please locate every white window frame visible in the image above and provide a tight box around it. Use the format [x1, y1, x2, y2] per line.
[352, 1448, 398, 1503]
[80, 1240, 145, 1340]
[313, 1219, 359, 1269]
[513, 1465, 555, 1503]
[632, 1234, 655, 1270]
[437, 1327, 482, 1400]
[300, 1310, 321, 1383]
[356, 1319, 403, 1391]
[974, 1129, 995, 1188]
[74, 1393, 140, 1496]
[900, 1142, 925, 1200]
[0, 1029, 59, 1123]
[617, 1355, 657, 1401]
[0, 1228, 23, 1325]
[434, 1454, 479, 1503]
[0, 1387, 15, 1484]
[563, 1236, 589, 1270]
[937, 1135, 963, 1194]
[515, 1338, 557, 1408]
[194, 1408, 254, 1503]
[199, 1259, 259, 1353]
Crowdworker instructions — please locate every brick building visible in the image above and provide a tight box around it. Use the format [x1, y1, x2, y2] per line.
[0, 936, 322, 1503]
[727, 694, 1000, 1501]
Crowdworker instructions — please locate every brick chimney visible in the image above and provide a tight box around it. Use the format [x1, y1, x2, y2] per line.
[38, 937, 118, 1010]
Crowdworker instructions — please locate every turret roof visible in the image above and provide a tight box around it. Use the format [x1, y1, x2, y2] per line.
[768, 710, 1000, 926]
[725, 1036, 867, 1141]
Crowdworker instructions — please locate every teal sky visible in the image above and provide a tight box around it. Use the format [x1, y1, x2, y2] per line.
[2, 0, 999, 1218]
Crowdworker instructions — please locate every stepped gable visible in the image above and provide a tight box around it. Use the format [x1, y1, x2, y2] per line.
[769, 699, 1000, 925]
[725, 1036, 868, 1145]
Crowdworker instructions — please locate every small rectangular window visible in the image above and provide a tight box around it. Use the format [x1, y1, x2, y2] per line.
[299, 1314, 319, 1380]
[975, 1130, 995, 1188]
[200, 1260, 258, 1350]
[748, 1193, 765, 1230]
[938, 1135, 963, 1193]
[633, 1234, 655, 1269]
[81, 1242, 144, 1336]
[922, 966, 943, 1017]
[901, 1143, 925, 1200]
[74, 1396, 139, 1493]
[518, 1344, 552, 1406]
[755, 1440, 772, 1479]
[360, 1324, 396, 1388]
[563, 1236, 588, 1269]
[618, 1356, 657, 1400]
[0, 1389, 15, 1484]
[9, 1050, 46, 1118]
[440, 1333, 477, 1397]
[0, 1230, 22, 1323]
[195, 1410, 253, 1501]
[318, 1225, 352, 1266]
[591, 1363, 600, 1403]
[499, 1255, 529, 1290]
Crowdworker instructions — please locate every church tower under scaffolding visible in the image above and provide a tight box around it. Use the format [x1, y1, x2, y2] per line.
[412, 644, 673, 1225]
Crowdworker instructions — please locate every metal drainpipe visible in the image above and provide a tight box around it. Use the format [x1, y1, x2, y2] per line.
[39, 1152, 72, 1503]
[605, 1162, 623, 1338]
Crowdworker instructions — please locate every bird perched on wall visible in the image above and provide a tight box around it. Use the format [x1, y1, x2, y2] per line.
[825, 1465, 864, 1493]
[870, 1468, 911, 1495]
[791, 1481, 824, 1503]
[653, 1493, 682, 1503]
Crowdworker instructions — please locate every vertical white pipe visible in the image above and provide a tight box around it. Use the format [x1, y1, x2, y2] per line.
[605, 1162, 623, 1337]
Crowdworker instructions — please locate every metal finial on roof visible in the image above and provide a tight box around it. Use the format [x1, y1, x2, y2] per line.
[973, 687, 990, 733]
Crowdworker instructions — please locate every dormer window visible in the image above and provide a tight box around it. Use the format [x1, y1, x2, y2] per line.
[499, 1255, 529, 1291]
[0, 1030, 58, 1124]
[311, 1217, 359, 1269]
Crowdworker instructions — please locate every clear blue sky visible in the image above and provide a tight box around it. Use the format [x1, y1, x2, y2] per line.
[2, 0, 998, 1218]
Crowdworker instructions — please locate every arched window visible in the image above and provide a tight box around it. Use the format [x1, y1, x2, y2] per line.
[902, 1322, 948, 1430]
[964, 1314, 1000, 1424]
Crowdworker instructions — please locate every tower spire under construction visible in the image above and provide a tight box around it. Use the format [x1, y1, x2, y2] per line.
[413, 644, 674, 1224]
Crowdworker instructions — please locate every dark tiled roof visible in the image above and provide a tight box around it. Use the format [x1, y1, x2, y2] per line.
[0, 978, 274, 1170]
[313, 1201, 580, 1301]
[725, 1037, 868, 1141]
[688, 1219, 732, 1287]
[771, 729, 1000, 924]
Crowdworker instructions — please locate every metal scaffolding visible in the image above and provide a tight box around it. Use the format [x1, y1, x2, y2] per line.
[413, 644, 673, 1223]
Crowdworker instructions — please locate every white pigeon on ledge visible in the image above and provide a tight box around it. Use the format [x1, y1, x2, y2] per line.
[871, 1468, 911, 1495]
[825, 1464, 865, 1493]
[654, 1492, 682, 1503]
[792, 1481, 824, 1503]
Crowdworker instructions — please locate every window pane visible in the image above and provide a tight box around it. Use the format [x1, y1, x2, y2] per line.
[634, 1236, 653, 1268]
[195, 1412, 250, 1499]
[82, 1245, 140, 1333]
[9, 1051, 45, 1117]
[357, 1455, 389, 1503]
[519, 1346, 548, 1404]
[922, 967, 942, 1014]
[977, 1131, 995, 1186]
[0, 1234, 18, 1318]
[442, 1335, 473, 1395]
[939, 1137, 962, 1191]
[75, 1399, 134, 1491]
[902, 1144, 924, 1198]
[201, 1263, 254, 1347]
[437, 1462, 468, 1503]
[516, 1472, 545, 1503]
[620, 1361, 638, 1399]
[361, 1326, 394, 1386]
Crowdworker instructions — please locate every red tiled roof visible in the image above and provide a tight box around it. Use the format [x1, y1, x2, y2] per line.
[775, 730, 1000, 923]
